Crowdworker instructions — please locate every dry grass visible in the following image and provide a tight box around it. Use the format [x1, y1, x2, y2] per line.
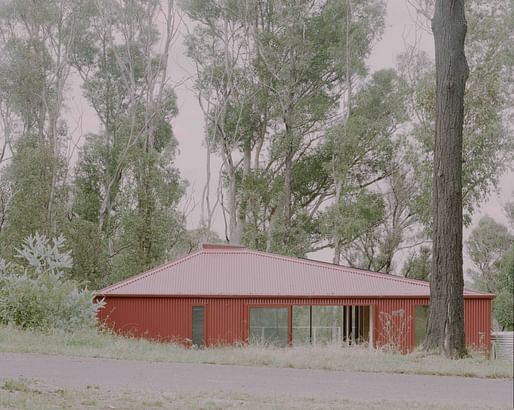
[0, 378, 503, 410]
[0, 326, 511, 379]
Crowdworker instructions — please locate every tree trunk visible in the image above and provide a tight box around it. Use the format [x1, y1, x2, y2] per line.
[283, 152, 293, 226]
[227, 164, 240, 244]
[333, 180, 342, 264]
[424, 0, 469, 358]
[234, 146, 252, 243]
[334, 0, 352, 265]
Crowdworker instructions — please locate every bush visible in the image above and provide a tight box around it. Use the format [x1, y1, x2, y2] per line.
[0, 234, 104, 331]
[493, 291, 513, 331]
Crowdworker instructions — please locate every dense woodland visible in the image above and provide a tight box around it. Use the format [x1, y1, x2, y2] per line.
[0, 0, 512, 330]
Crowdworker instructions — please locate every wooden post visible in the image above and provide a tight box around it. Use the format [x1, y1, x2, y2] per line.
[369, 305, 374, 350]
[346, 306, 350, 346]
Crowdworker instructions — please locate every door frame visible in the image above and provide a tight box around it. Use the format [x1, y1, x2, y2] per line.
[191, 304, 207, 347]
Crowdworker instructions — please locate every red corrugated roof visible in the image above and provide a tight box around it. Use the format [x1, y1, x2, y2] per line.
[97, 244, 493, 298]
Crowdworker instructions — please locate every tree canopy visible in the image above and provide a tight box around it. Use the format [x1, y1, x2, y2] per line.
[0, 0, 511, 304]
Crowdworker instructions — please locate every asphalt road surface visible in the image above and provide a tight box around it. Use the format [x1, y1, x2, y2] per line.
[0, 352, 512, 408]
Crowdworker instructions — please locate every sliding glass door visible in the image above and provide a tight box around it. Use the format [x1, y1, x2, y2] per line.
[248, 305, 372, 347]
[249, 307, 289, 347]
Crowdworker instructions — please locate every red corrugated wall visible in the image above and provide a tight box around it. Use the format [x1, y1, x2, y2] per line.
[464, 298, 491, 351]
[97, 296, 492, 352]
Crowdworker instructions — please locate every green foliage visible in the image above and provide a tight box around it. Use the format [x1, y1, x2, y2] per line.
[0, 0, 510, 305]
[403, 0, 514, 227]
[467, 214, 514, 330]
[326, 70, 409, 268]
[327, 191, 385, 246]
[15, 233, 72, 274]
[0, 234, 103, 331]
[493, 246, 513, 330]
[327, 69, 407, 186]
[63, 219, 110, 289]
[506, 202, 514, 229]
[69, 0, 187, 287]
[0, 38, 48, 127]
[402, 246, 431, 281]
[183, 0, 388, 255]
[0, 0, 188, 292]
[493, 293, 513, 332]
[466, 216, 513, 292]
[0, 136, 68, 258]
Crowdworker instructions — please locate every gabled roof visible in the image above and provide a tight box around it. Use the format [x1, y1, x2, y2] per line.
[97, 244, 494, 298]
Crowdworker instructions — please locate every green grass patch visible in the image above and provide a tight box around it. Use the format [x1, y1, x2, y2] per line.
[1, 379, 33, 393]
[0, 325, 511, 379]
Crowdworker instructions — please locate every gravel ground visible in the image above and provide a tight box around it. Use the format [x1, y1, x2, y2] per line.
[1, 352, 512, 408]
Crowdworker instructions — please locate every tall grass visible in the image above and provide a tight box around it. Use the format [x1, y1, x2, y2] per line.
[0, 326, 511, 379]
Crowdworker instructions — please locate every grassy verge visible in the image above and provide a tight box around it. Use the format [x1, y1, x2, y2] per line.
[0, 378, 501, 410]
[0, 326, 511, 379]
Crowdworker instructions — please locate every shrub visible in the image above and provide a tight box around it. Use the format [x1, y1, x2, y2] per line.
[0, 234, 104, 331]
[378, 309, 411, 353]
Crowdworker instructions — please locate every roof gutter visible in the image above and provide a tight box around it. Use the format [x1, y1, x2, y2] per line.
[94, 293, 495, 300]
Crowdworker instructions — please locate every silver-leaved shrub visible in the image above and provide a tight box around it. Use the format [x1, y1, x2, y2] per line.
[0, 234, 104, 331]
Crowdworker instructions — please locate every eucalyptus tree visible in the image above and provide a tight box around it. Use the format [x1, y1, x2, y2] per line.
[338, 169, 423, 273]
[393, 0, 513, 356]
[184, 0, 387, 255]
[493, 244, 513, 331]
[182, 0, 258, 243]
[466, 207, 513, 330]
[71, 0, 186, 286]
[349, 0, 514, 285]
[466, 215, 514, 293]
[404, 0, 514, 228]
[426, 0, 469, 358]
[323, 69, 408, 267]
[402, 245, 431, 280]
[496, 200, 514, 330]
[0, 0, 85, 253]
[253, 0, 378, 255]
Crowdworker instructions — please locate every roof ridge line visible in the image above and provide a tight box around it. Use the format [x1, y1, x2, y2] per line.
[98, 248, 491, 297]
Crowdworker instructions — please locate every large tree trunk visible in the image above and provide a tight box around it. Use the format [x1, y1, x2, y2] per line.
[425, 0, 469, 358]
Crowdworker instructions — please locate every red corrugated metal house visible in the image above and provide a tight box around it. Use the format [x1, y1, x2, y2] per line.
[96, 243, 494, 352]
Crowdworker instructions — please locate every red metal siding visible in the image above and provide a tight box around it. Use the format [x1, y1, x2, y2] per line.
[373, 298, 427, 352]
[98, 296, 492, 353]
[98, 297, 189, 343]
[464, 298, 491, 351]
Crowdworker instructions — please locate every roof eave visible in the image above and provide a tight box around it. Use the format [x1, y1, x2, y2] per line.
[95, 293, 495, 299]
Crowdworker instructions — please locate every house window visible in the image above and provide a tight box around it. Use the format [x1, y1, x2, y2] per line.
[292, 306, 311, 344]
[249, 307, 288, 347]
[415, 305, 429, 347]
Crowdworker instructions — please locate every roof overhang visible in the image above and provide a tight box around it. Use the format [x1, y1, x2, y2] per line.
[96, 244, 495, 300]
[95, 293, 495, 299]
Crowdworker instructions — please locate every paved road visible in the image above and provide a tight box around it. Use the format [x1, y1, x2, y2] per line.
[0, 352, 512, 408]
